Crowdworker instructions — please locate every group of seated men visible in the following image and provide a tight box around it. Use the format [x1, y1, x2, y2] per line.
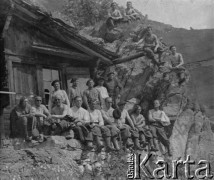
[10, 70, 172, 156]
[107, 1, 141, 29]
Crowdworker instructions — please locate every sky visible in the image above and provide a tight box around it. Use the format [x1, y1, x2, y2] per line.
[114, 0, 214, 29]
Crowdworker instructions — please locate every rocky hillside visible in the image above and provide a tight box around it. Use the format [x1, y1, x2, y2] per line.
[1, 1, 213, 179]
[26, 0, 214, 118]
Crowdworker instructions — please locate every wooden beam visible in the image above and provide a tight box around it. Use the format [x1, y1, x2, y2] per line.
[10, 0, 114, 65]
[1, 2, 14, 38]
[50, 33, 113, 65]
[112, 52, 145, 65]
[0, 91, 16, 94]
[31, 44, 93, 61]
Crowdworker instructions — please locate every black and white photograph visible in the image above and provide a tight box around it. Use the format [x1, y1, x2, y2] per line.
[0, 0, 214, 179]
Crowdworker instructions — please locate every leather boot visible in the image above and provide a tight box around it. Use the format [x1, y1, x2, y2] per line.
[24, 125, 30, 141]
[87, 141, 94, 150]
[112, 137, 120, 151]
[150, 139, 159, 152]
[126, 138, 134, 148]
[134, 138, 144, 150]
[95, 136, 104, 151]
[105, 137, 115, 152]
[167, 146, 172, 157]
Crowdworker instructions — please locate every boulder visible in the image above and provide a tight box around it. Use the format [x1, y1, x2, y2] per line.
[105, 28, 123, 43]
[67, 139, 82, 150]
[170, 109, 194, 160]
[46, 136, 68, 149]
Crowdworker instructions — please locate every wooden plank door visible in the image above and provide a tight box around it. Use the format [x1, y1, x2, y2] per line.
[12, 63, 37, 105]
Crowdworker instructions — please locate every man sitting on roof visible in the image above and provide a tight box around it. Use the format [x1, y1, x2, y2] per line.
[106, 2, 123, 29]
[124, 1, 140, 22]
[137, 26, 164, 65]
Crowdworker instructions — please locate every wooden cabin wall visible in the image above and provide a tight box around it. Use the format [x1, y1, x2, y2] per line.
[2, 17, 92, 137]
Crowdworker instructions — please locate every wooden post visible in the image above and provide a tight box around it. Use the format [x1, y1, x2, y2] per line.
[0, 108, 3, 148]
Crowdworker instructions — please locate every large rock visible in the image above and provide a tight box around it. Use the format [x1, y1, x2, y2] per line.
[105, 28, 123, 43]
[170, 108, 194, 160]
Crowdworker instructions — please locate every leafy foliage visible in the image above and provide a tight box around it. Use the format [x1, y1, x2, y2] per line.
[62, 0, 113, 28]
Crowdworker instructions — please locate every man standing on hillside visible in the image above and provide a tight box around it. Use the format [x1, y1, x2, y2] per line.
[137, 26, 164, 65]
[104, 72, 123, 108]
[69, 78, 82, 107]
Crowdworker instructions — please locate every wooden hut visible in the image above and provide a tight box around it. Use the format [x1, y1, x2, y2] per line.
[0, 0, 119, 137]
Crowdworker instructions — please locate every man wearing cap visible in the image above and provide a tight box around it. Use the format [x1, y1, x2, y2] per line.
[31, 96, 51, 141]
[70, 96, 93, 149]
[125, 1, 140, 22]
[137, 26, 164, 65]
[101, 97, 120, 150]
[95, 77, 109, 109]
[104, 72, 122, 108]
[48, 80, 70, 110]
[117, 101, 144, 150]
[50, 94, 73, 137]
[69, 78, 82, 107]
[83, 79, 102, 110]
[106, 2, 123, 29]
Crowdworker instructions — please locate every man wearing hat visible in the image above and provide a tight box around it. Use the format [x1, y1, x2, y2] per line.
[83, 79, 101, 110]
[106, 2, 123, 29]
[117, 101, 144, 150]
[104, 72, 122, 108]
[69, 78, 82, 107]
[95, 77, 109, 109]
